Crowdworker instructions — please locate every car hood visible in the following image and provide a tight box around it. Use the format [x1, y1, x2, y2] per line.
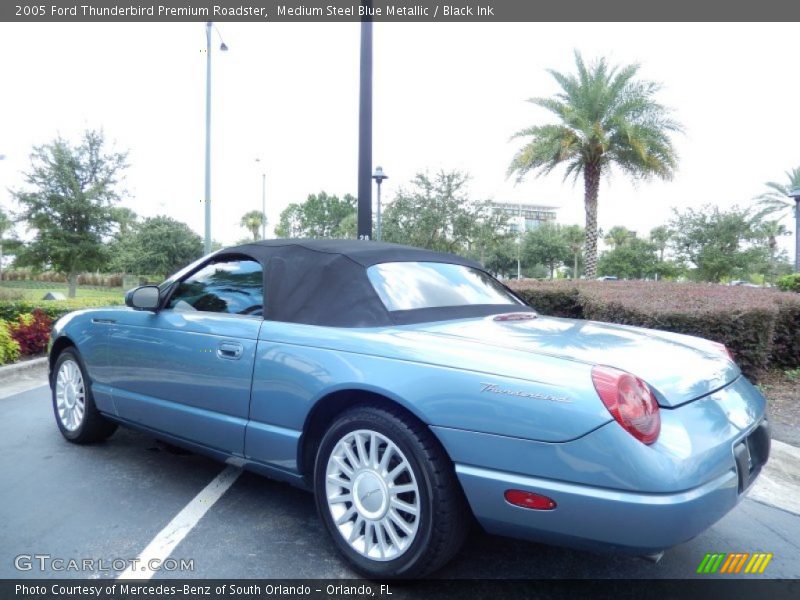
[411, 315, 740, 408]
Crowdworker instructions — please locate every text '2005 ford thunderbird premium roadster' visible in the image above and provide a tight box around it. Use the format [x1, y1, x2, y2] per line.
[48, 239, 770, 577]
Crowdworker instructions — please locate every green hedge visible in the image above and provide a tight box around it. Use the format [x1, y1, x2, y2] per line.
[0, 298, 123, 323]
[777, 273, 800, 293]
[507, 280, 800, 381]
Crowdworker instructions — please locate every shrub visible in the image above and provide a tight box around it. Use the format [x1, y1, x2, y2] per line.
[506, 280, 800, 381]
[0, 297, 123, 323]
[507, 279, 583, 318]
[777, 273, 800, 293]
[9, 310, 53, 355]
[0, 319, 21, 365]
[771, 299, 800, 369]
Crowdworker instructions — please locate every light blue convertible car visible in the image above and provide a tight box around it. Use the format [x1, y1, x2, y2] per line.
[48, 240, 770, 577]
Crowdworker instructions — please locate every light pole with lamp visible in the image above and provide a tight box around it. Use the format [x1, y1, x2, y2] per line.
[204, 22, 228, 255]
[255, 158, 267, 239]
[790, 187, 800, 272]
[372, 166, 388, 241]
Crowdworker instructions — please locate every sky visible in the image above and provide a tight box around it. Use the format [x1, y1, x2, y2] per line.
[0, 22, 797, 254]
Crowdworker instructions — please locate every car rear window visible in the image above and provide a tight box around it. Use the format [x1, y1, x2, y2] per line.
[367, 262, 523, 312]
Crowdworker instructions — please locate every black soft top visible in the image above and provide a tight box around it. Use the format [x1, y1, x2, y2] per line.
[210, 239, 526, 327]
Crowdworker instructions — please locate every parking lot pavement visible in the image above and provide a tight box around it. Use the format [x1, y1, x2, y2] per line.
[2, 383, 800, 580]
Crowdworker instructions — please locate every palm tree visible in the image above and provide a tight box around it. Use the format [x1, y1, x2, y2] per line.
[757, 220, 789, 284]
[240, 210, 266, 241]
[508, 51, 682, 278]
[755, 167, 800, 271]
[562, 224, 584, 278]
[604, 226, 634, 249]
[649, 225, 672, 262]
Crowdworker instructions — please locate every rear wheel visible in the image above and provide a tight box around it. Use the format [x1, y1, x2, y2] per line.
[314, 405, 469, 578]
[52, 349, 117, 444]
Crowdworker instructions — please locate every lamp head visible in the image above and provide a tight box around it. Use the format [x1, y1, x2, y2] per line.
[372, 166, 388, 182]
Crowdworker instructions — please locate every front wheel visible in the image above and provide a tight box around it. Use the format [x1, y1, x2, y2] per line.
[314, 405, 469, 578]
[52, 348, 117, 444]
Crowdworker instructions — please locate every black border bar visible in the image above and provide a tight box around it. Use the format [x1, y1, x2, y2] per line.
[4, 579, 800, 600]
[4, 0, 800, 22]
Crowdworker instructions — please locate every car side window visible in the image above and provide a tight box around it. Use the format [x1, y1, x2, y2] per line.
[167, 259, 264, 316]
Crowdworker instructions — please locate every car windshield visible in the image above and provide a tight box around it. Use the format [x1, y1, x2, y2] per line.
[367, 262, 523, 312]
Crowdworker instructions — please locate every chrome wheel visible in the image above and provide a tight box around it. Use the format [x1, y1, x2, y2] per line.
[325, 429, 420, 561]
[55, 359, 85, 432]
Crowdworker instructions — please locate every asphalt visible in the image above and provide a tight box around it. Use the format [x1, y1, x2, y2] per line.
[1, 381, 799, 580]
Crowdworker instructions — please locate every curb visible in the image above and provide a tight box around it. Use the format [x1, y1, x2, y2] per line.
[0, 356, 48, 378]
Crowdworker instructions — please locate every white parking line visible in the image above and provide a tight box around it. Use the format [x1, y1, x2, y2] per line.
[118, 465, 242, 580]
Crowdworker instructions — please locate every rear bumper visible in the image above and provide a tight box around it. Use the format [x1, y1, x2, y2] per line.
[434, 374, 770, 554]
[456, 463, 741, 554]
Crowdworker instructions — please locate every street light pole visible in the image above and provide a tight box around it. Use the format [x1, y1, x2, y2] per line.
[204, 22, 212, 255]
[357, 14, 373, 240]
[372, 166, 388, 241]
[790, 187, 800, 272]
[255, 158, 267, 239]
[203, 22, 228, 255]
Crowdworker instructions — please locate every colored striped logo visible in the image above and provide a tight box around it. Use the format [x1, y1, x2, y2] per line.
[696, 552, 773, 574]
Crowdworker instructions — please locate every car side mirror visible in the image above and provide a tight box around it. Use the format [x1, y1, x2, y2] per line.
[125, 286, 160, 311]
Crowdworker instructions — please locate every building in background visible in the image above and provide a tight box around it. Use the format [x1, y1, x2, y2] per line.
[490, 201, 558, 233]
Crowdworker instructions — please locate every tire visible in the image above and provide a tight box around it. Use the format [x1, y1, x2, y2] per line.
[314, 404, 469, 578]
[52, 348, 117, 444]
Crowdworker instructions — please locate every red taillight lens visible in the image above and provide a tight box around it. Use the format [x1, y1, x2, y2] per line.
[504, 489, 557, 510]
[591, 365, 660, 445]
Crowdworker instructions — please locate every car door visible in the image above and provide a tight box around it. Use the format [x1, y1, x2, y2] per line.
[107, 256, 264, 455]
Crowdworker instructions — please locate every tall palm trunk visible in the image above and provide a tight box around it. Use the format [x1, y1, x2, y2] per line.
[583, 163, 601, 278]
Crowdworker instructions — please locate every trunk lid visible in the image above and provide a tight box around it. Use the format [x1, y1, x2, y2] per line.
[413, 314, 739, 408]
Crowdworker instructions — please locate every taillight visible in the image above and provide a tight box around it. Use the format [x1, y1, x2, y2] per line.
[591, 365, 660, 445]
[710, 341, 735, 362]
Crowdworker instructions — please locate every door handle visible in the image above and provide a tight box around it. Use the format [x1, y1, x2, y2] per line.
[217, 341, 244, 360]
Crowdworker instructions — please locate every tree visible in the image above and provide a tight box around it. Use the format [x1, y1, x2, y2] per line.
[561, 224, 584, 279]
[464, 201, 512, 267]
[111, 216, 203, 279]
[0, 208, 20, 281]
[753, 219, 790, 284]
[755, 166, 800, 270]
[382, 170, 484, 254]
[669, 205, 771, 282]
[12, 130, 128, 297]
[240, 210, 266, 241]
[483, 236, 519, 278]
[522, 222, 570, 279]
[598, 236, 659, 279]
[507, 51, 681, 279]
[604, 226, 635, 250]
[649, 225, 672, 262]
[275, 191, 356, 239]
[110, 207, 138, 237]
